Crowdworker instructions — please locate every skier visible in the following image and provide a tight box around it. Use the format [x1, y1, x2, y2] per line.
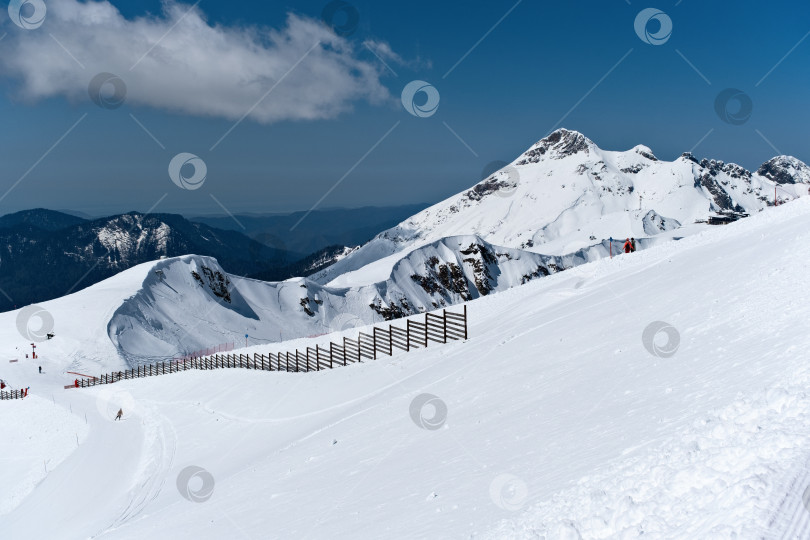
[623, 238, 633, 254]
[630, 238, 637, 252]
[38, 366, 42, 374]
[115, 408, 123, 421]
[74, 378, 79, 388]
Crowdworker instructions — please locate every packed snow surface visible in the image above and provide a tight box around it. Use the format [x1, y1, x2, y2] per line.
[2, 199, 810, 538]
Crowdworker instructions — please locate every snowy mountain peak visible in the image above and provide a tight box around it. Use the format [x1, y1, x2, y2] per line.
[517, 129, 595, 163]
[632, 144, 658, 161]
[312, 129, 810, 287]
[757, 156, 810, 185]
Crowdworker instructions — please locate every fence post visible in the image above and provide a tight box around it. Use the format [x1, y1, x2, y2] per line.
[373, 328, 377, 361]
[464, 305, 468, 340]
[425, 313, 429, 347]
[406, 320, 411, 351]
[389, 325, 393, 356]
[295, 351, 299, 372]
[443, 309, 448, 344]
[329, 343, 334, 369]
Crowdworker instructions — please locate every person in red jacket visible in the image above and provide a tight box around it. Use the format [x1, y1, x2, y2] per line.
[74, 378, 79, 388]
[623, 238, 633, 253]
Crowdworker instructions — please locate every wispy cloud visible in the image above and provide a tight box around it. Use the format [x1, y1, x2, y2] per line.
[363, 39, 431, 72]
[0, 0, 395, 123]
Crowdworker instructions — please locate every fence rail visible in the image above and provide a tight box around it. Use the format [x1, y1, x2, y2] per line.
[70, 306, 468, 389]
[0, 389, 25, 400]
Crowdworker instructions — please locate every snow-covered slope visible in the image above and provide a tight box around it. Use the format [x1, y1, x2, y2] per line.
[0, 236, 578, 369]
[4, 199, 810, 538]
[313, 129, 810, 287]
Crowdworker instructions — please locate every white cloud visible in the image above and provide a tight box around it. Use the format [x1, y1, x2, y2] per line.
[0, 0, 395, 123]
[363, 39, 432, 71]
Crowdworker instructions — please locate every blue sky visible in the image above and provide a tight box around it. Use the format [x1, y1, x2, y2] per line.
[1, 0, 809, 216]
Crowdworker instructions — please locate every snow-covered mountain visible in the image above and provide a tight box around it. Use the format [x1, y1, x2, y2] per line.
[108, 234, 600, 363]
[312, 129, 810, 287]
[0, 234, 577, 368]
[6, 196, 810, 539]
[9, 130, 810, 366]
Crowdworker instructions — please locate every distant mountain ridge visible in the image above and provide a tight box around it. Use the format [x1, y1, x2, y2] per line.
[0, 208, 87, 231]
[0, 211, 293, 312]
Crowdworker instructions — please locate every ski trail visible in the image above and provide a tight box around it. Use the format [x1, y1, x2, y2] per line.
[1, 387, 158, 538]
[103, 403, 178, 533]
[763, 457, 810, 539]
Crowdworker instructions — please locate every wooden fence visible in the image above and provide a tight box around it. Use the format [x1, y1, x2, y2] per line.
[70, 306, 468, 389]
[0, 389, 25, 400]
